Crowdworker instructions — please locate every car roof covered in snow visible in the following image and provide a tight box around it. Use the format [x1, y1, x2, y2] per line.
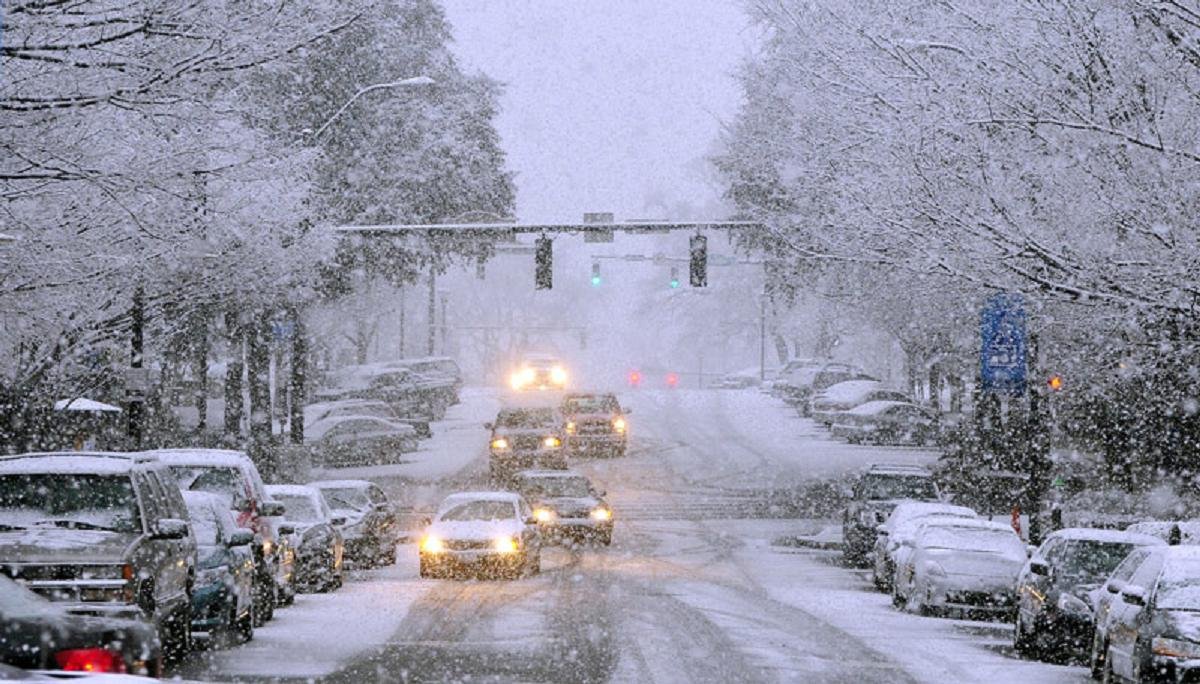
[0, 452, 151, 475]
[1045, 527, 1167, 546]
[887, 501, 977, 522]
[143, 448, 251, 468]
[866, 462, 934, 476]
[438, 491, 521, 507]
[914, 518, 1015, 536]
[306, 414, 416, 441]
[815, 379, 882, 401]
[1125, 521, 1200, 543]
[847, 400, 917, 416]
[308, 479, 374, 490]
[265, 484, 321, 499]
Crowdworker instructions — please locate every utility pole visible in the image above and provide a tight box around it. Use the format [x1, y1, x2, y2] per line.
[426, 264, 436, 356]
[289, 308, 307, 445]
[439, 292, 448, 355]
[759, 293, 767, 383]
[398, 286, 406, 359]
[126, 286, 145, 448]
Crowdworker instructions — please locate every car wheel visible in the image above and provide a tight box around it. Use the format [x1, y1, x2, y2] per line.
[237, 605, 254, 643]
[252, 576, 274, 626]
[600, 530, 613, 546]
[163, 604, 192, 662]
[1013, 612, 1033, 655]
[528, 552, 541, 576]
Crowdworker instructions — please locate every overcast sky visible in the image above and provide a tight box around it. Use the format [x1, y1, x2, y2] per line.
[439, 0, 758, 223]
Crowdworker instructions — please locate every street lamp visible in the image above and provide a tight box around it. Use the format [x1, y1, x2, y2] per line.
[310, 76, 436, 140]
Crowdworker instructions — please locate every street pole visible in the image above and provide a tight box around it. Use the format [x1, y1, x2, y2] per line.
[127, 286, 145, 448]
[440, 292, 448, 355]
[289, 309, 307, 445]
[759, 293, 767, 383]
[426, 264, 436, 356]
[398, 286, 406, 359]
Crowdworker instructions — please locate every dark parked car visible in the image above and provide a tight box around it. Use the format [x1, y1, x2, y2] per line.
[1099, 546, 1200, 683]
[560, 393, 629, 458]
[0, 452, 196, 661]
[514, 470, 613, 545]
[182, 491, 256, 647]
[829, 400, 938, 445]
[153, 448, 286, 627]
[0, 575, 162, 676]
[310, 480, 398, 567]
[267, 485, 344, 591]
[841, 463, 941, 566]
[1014, 528, 1165, 660]
[487, 407, 567, 483]
[305, 415, 419, 467]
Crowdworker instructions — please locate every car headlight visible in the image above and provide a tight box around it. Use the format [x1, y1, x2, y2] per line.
[534, 508, 556, 523]
[493, 536, 519, 553]
[543, 435, 561, 448]
[1153, 637, 1200, 659]
[79, 564, 133, 581]
[590, 508, 612, 521]
[421, 536, 444, 553]
[550, 366, 567, 384]
[612, 418, 626, 433]
[1056, 592, 1092, 617]
[565, 421, 576, 434]
[491, 437, 509, 450]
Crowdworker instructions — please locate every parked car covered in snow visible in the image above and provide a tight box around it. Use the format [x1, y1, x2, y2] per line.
[182, 491, 255, 646]
[1087, 546, 1160, 679]
[775, 362, 872, 411]
[1014, 527, 1165, 660]
[309, 480, 398, 567]
[1097, 545, 1200, 683]
[829, 400, 938, 445]
[265, 485, 344, 592]
[871, 501, 978, 591]
[1125, 520, 1200, 546]
[810, 380, 911, 426]
[418, 492, 542, 580]
[305, 399, 431, 439]
[514, 470, 613, 545]
[0, 452, 196, 661]
[0, 575, 162, 676]
[151, 448, 286, 627]
[893, 518, 1026, 617]
[842, 463, 942, 566]
[305, 415, 419, 467]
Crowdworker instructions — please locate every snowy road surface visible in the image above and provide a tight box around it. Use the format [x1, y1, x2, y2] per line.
[179, 389, 1088, 683]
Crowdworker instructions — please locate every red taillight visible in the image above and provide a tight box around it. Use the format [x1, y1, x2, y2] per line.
[55, 648, 127, 673]
[628, 370, 642, 387]
[665, 372, 679, 387]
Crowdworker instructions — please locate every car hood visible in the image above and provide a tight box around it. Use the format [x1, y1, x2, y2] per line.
[428, 519, 523, 541]
[535, 496, 601, 515]
[0, 529, 139, 564]
[566, 412, 616, 421]
[494, 428, 558, 437]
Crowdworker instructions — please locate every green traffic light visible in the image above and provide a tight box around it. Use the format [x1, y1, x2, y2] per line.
[670, 279, 679, 289]
[591, 276, 602, 287]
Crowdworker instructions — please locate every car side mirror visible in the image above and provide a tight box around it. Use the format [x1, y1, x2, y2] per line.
[260, 501, 286, 517]
[278, 525, 296, 536]
[1121, 585, 1147, 607]
[331, 516, 347, 527]
[1030, 559, 1051, 577]
[1106, 580, 1126, 595]
[227, 529, 254, 547]
[484, 422, 493, 430]
[154, 518, 189, 540]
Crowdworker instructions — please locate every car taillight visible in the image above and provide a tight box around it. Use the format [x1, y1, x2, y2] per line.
[55, 648, 127, 673]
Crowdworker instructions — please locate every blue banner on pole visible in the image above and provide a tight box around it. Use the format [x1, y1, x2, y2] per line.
[980, 293, 1027, 396]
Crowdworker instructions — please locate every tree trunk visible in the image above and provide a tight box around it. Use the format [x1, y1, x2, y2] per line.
[290, 311, 307, 445]
[194, 311, 209, 436]
[224, 312, 244, 440]
[247, 315, 275, 479]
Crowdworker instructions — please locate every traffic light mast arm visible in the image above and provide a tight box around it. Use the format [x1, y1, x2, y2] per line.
[331, 220, 762, 236]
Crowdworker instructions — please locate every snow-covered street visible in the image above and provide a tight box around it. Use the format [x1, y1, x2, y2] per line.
[177, 388, 1089, 682]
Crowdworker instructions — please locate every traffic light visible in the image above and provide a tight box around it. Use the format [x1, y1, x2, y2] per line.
[628, 370, 642, 387]
[689, 234, 707, 287]
[1047, 374, 1064, 391]
[669, 266, 680, 289]
[665, 372, 679, 388]
[591, 261, 601, 287]
[535, 237, 552, 289]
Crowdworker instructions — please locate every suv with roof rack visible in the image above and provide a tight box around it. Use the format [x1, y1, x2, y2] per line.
[0, 452, 197, 661]
[841, 463, 941, 567]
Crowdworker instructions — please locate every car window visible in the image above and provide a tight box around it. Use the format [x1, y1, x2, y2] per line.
[563, 395, 619, 413]
[1127, 551, 1166, 591]
[275, 494, 323, 523]
[320, 487, 371, 511]
[859, 474, 938, 500]
[0, 473, 142, 533]
[438, 500, 517, 522]
[151, 470, 189, 520]
[1109, 549, 1151, 585]
[139, 472, 173, 524]
[1059, 540, 1140, 583]
[496, 409, 559, 428]
[1153, 557, 1200, 610]
[184, 499, 221, 546]
[170, 466, 250, 510]
[522, 477, 591, 498]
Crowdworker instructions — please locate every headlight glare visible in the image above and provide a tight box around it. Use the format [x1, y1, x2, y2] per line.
[613, 417, 626, 433]
[493, 536, 518, 553]
[421, 536, 444, 553]
[491, 437, 509, 450]
[550, 366, 567, 384]
[534, 508, 555, 523]
[590, 508, 612, 521]
[543, 436, 561, 448]
[565, 422, 576, 434]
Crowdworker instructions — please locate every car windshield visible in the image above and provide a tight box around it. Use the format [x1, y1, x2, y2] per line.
[0, 473, 140, 533]
[276, 495, 322, 523]
[319, 488, 370, 512]
[184, 504, 221, 546]
[170, 466, 248, 508]
[1155, 558, 1200, 610]
[921, 528, 1023, 556]
[563, 396, 618, 413]
[522, 477, 591, 498]
[860, 475, 937, 500]
[497, 409, 558, 429]
[439, 500, 516, 522]
[1060, 540, 1138, 582]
